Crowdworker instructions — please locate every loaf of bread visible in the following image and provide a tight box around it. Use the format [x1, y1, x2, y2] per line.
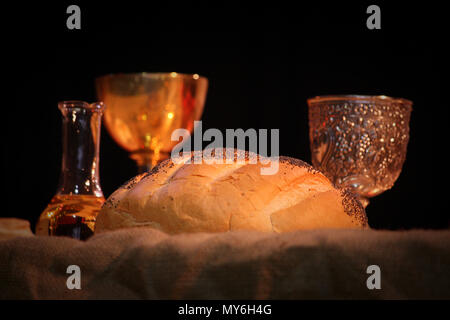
[95, 149, 367, 234]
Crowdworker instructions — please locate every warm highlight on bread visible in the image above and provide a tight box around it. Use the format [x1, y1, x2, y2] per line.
[95, 149, 368, 234]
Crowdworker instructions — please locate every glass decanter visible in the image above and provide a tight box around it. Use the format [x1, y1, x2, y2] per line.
[36, 101, 106, 240]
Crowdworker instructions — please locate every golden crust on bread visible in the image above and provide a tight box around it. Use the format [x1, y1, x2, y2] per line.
[96, 149, 368, 234]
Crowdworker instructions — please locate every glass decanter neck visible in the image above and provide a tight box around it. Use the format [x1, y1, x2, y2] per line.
[57, 101, 105, 197]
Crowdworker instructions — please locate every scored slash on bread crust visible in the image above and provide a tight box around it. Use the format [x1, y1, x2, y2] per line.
[97, 149, 368, 234]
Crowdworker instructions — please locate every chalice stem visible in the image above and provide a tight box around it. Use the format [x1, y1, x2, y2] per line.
[357, 196, 370, 208]
[137, 162, 153, 173]
[130, 150, 169, 173]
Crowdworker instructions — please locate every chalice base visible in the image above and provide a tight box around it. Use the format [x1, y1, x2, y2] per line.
[356, 196, 370, 208]
[130, 150, 170, 173]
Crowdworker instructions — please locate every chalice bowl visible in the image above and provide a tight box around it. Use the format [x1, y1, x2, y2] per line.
[96, 72, 208, 172]
[307, 95, 412, 207]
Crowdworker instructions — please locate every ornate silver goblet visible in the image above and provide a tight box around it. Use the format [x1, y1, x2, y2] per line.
[308, 95, 412, 207]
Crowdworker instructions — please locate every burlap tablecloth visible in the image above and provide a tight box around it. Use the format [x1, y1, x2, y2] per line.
[0, 221, 449, 299]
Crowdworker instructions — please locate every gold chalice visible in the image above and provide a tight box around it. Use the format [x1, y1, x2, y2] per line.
[96, 72, 208, 172]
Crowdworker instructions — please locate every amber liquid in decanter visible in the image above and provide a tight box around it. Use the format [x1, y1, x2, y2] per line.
[39, 195, 104, 239]
[36, 101, 105, 240]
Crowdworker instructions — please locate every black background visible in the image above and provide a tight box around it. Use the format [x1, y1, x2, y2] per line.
[2, 2, 444, 231]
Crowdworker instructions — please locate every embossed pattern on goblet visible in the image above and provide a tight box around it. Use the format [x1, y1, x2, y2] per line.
[307, 95, 412, 207]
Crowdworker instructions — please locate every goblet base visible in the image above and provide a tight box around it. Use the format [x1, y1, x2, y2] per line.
[356, 196, 370, 208]
[130, 150, 170, 173]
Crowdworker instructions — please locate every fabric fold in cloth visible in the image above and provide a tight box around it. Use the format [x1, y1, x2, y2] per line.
[0, 218, 34, 241]
[0, 226, 449, 299]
